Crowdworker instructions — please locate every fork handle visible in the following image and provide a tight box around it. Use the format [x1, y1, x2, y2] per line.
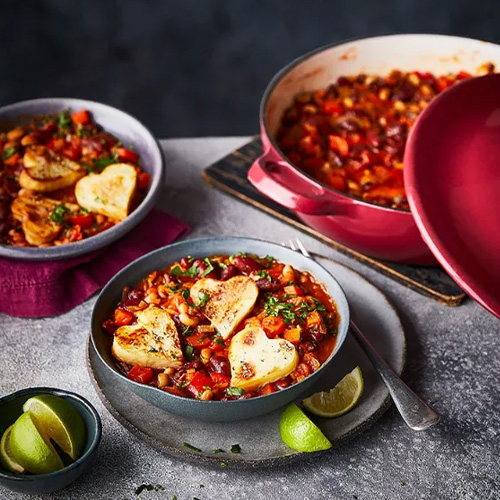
[350, 320, 440, 431]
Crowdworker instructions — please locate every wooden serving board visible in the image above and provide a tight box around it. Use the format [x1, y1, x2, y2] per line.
[202, 137, 466, 306]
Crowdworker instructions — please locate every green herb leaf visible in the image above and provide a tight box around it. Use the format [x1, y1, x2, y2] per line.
[185, 345, 194, 361]
[57, 110, 72, 129]
[201, 257, 215, 277]
[265, 255, 274, 264]
[257, 270, 271, 281]
[155, 485, 165, 491]
[148, 348, 158, 353]
[230, 444, 241, 454]
[264, 295, 297, 324]
[198, 291, 211, 307]
[135, 483, 154, 494]
[183, 442, 202, 452]
[212, 448, 225, 454]
[181, 288, 190, 300]
[94, 196, 103, 203]
[182, 326, 194, 337]
[219, 462, 228, 468]
[214, 338, 225, 347]
[225, 387, 246, 397]
[49, 204, 69, 225]
[170, 264, 199, 278]
[92, 153, 118, 171]
[2, 147, 16, 160]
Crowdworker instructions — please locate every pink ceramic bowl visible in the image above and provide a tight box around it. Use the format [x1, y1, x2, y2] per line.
[248, 34, 500, 264]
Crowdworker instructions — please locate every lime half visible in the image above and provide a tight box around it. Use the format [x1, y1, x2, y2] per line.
[9, 411, 64, 474]
[22, 394, 86, 460]
[0, 425, 26, 474]
[302, 366, 364, 418]
[279, 403, 332, 452]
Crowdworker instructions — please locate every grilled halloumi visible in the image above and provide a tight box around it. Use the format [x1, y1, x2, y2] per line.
[11, 195, 78, 246]
[190, 276, 259, 340]
[75, 163, 137, 221]
[19, 146, 86, 192]
[112, 306, 183, 370]
[228, 325, 298, 391]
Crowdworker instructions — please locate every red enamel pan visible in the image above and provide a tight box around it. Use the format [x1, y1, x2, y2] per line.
[248, 34, 500, 265]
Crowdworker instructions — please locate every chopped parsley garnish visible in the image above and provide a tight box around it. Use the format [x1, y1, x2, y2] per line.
[2, 147, 16, 160]
[49, 204, 69, 225]
[265, 255, 274, 264]
[182, 326, 194, 337]
[148, 348, 158, 353]
[57, 110, 72, 129]
[185, 345, 194, 361]
[94, 196, 103, 203]
[134, 483, 164, 495]
[183, 442, 202, 452]
[313, 299, 326, 312]
[264, 295, 297, 324]
[201, 257, 215, 277]
[170, 264, 199, 278]
[198, 291, 211, 307]
[219, 462, 228, 468]
[230, 444, 241, 454]
[286, 280, 295, 286]
[257, 270, 271, 281]
[92, 153, 119, 170]
[226, 387, 246, 396]
[214, 338, 225, 347]
[212, 448, 225, 454]
[181, 288, 197, 308]
[172, 496, 178, 500]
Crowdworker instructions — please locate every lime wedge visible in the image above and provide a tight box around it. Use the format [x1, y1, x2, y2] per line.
[9, 412, 64, 474]
[302, 366, 364, 418]
[279, 403, 332, 452]
[0, 425, 26, 474]
[22, 394, 86, 460]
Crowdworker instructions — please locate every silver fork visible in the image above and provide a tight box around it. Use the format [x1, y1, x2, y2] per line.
[287, 238, 440, 431]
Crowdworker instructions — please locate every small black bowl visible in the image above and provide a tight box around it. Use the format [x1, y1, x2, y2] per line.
[0, 387, 102, 495]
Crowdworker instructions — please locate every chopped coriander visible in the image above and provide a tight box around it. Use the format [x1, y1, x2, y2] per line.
[148, 348, 158, 353]
[92, 153, 119, 170]
[198, 333, 210, 342]
[236, 251, 247, 257]
[182, 326, 194, 336]
[257, 270, 271, 281]
[214, 338, 225, 347]
[81, 162, 94, 174]
[181, 288, 190, 300]
[94, 196, 103, 203]
[313, 298, 326, 312]
[49, 204, 69, 225]
[198, 291, 211, 307]
[135, 483, 154, 494]
[183, 442, 202, 452]
[264, 295, 297, 324]
[265, 255, 274, 264]
[287, 280, 295, 286]
[218, 261, 227, 269]
[230, 444, 241, 454]
[201, 257, 215, 277]
[170, 264, 199, 278]
[57, 110, 72, 129]
[185, 345, 194, 361]
[399, 481, 406, 487]
[219, 462, 228, 468]
[2, 147, 16, 160]
[226, 386, 245, 396]
[212, 448, 225, 454]
[172, 496, 178, 500]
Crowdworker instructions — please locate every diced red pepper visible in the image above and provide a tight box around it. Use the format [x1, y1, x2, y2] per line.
[114, 309, 133, 326]
[322, 99, 342, 114]
[436, 76, 452, 92]
[262, 316, 286, 338]
[128, 364, 154, 384]
[186, 331, 212, 348]
[210, 372, 230, 387]
[328, 135, 349, 156]
[69, 213, 93, 230]
[62, 146, 81, 161]
[137, 171, 151, 190]
[116, 147, 139, 163]
[71, 110, 91, 125]
[258, 383, 276, 396]
[187, 371, 214, 397]
[210, 338, 226, 352]
[3, 153, 20, 166]
[46, 138, 65, 151]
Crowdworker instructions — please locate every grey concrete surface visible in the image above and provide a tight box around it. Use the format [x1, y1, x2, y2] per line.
[1, 138, 499, 499]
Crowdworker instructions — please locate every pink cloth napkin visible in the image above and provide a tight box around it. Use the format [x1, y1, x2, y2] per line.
[0, 209, 189, 318]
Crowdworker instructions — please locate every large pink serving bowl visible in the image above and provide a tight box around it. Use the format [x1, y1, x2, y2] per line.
[248, 34, 500, 264]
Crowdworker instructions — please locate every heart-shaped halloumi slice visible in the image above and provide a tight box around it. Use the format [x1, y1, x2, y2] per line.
[190, 276, 259, 340]
[75, 163, 137, 221]
[228, 325, 299, 391]
[112, 305, 183, 369]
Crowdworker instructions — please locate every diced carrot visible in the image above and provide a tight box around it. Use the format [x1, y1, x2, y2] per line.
[114, 309, 133, 326]
[116, 147, 139, 163]
[262, 316, 286, 338]
[258, 383, 276, 396]
[283, 327, 301, 344]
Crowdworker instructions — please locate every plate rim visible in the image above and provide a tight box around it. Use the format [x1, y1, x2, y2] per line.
[86, 258, 406, 469]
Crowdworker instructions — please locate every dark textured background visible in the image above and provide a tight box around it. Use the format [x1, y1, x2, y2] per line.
[1, 0, 499, 137]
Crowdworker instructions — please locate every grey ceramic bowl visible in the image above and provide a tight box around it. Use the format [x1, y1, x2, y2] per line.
[0, 387, 102, 495]
[91, 237, 350, 422]
[0, 98, 164, 261]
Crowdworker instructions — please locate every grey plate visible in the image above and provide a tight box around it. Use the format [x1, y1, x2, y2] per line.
[87, 257, 405, 468]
